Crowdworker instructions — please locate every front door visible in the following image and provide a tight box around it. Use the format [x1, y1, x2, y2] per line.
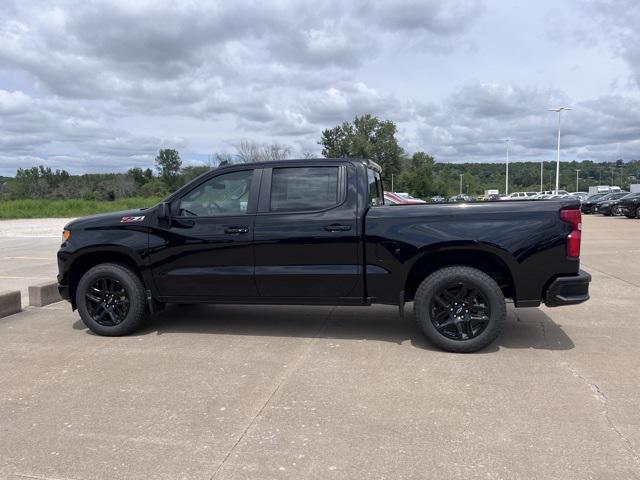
[149, 168, 259, 300]
[253, 163, 361, 299]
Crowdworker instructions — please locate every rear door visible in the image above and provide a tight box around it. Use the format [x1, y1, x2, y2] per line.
[253, 163, 361, 299]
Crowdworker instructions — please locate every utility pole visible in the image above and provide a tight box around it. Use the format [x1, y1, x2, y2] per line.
[505, 137, 511, 195]
[575, 169, 580, 192]
[548, 107, 571, 193]
[619, 165, 623, 188]
[459, 174, 463, 195]
[540, 160, 544, 192]
[391, 174, 394, 192]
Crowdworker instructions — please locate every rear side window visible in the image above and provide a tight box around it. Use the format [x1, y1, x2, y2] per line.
[270, 166, 340, 212]
[368, 169, 383, 206]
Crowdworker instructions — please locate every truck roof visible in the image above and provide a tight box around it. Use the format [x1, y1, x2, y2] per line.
[213, 157, 382, 173]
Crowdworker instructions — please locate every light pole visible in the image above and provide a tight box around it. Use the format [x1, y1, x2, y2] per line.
[459, 174, 463, 195]
[540, 160, 544, 192]
[504, 137, 511, 195]
[619, 165, 623, 188]
[575, 169, 580, 192]
[549, 107, 571, 193]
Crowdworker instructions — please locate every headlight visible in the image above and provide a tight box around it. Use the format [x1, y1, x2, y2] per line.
[62, 229, 71, 242]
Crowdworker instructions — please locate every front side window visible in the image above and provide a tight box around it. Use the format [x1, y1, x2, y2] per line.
[368, 168, 383, 206]
[270, 167, 339, 212]
[179, 170, 253, 216]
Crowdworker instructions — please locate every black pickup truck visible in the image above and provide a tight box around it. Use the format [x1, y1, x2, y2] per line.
[57, 158, 590, 352]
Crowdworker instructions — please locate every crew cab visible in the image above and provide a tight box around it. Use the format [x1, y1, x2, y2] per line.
[57, 158, 591, 352]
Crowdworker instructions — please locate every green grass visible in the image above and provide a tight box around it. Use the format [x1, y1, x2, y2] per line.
[0, 197, 163, 219]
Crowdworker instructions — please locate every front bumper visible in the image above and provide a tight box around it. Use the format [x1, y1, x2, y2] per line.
[544, 270, 591, 307]
[58, 283, 70, 301]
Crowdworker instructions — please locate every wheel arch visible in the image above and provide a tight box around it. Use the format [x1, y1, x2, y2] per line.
[404, 247, 516, 302]
[66, 248, 146, 307]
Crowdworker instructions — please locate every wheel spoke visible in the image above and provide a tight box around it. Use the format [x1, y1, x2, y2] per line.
[85, 276, 130, 327]
[433, 295, 449, 308]
[430, 281, 491, 342]
[85, 293, 101, 303]
[435, 317, 455, 330]
[441, 289, 458, 303]
[463, 288, 478, 303]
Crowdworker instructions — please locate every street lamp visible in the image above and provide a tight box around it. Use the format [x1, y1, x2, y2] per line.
[575, 169, 580, 192]
[548, 107, 571, 193]
[459, 174, 463, 195]
[504, 137, 511, 195]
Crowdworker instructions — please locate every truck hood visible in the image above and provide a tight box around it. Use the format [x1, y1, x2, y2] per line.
[65, 207, 152, 230]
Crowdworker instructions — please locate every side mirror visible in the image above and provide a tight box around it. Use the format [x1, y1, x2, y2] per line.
[158, 201, 171, 227]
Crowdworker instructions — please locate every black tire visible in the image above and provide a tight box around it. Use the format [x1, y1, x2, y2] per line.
[76, 263, 148, 336]
[611, 206, 620, 217]
[636, 207, 640, 219]
[414, 266, 506, 353]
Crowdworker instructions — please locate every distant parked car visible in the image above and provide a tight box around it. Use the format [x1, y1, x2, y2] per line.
[594, 192, 633, 216]
[617, 193, 640, 218]
[581, 193, 608, 214]
[448, 194, 469, 203]
[501, 192, 530, 200]
[384, 191, 426, 205]
[430, 196, 446, 203]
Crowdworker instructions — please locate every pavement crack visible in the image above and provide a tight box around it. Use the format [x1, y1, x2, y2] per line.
[564, 364, 640, 466]
[209, 307, 336, 480]
[538, 318, 548, 348]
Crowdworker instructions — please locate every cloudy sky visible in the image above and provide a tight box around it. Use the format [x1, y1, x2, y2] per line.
[0, 0, 639, 175]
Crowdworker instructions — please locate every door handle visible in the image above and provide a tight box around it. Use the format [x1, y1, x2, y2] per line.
[324, 224, 351, 232]
[224, 226, 249, 234]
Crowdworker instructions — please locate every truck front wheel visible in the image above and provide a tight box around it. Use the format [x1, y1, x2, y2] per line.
[76, 263, 148, 336]
[414, 266, 506, 353]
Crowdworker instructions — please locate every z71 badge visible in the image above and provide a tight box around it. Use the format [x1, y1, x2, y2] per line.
[120, 216, 145, 223]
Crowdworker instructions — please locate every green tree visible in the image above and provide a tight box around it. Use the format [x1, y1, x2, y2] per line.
[154, 149, 182, 189]
[399, 151, 435, 197]
[319, 114, 403, 177]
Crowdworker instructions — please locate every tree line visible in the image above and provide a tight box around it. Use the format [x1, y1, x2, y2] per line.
[1, 114, 638, 201]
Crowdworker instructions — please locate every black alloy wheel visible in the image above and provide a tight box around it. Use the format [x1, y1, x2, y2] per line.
[414, 266, 506, 353]
[430, 283, 490, 341]
[77, 263, 148, 336]
[84, 277, 130, 326]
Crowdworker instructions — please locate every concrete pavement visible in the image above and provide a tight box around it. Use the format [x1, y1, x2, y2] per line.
[0, 215, 639, 479]
[0, 218, 72, 307]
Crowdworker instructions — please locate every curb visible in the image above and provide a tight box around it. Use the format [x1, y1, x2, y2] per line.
[29, 281, 63, 307]
[0, 290, 21, 318]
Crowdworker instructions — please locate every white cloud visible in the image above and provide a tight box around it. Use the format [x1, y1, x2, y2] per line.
[0, 0, 638, 174]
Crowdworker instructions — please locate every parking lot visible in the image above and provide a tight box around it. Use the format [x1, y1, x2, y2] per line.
[1, 215, 639, 479]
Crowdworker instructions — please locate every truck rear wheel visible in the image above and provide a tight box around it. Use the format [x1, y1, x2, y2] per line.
[76, 263, 148, 336]
[414, 266, 506, 353]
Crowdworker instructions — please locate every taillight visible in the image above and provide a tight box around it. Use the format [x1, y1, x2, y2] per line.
[560, 208, 581, 258]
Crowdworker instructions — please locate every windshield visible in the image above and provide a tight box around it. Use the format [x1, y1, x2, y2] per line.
[610, 192, 629, 199]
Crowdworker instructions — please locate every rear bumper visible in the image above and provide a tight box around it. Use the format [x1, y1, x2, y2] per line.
[544, 270, 591, 307]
